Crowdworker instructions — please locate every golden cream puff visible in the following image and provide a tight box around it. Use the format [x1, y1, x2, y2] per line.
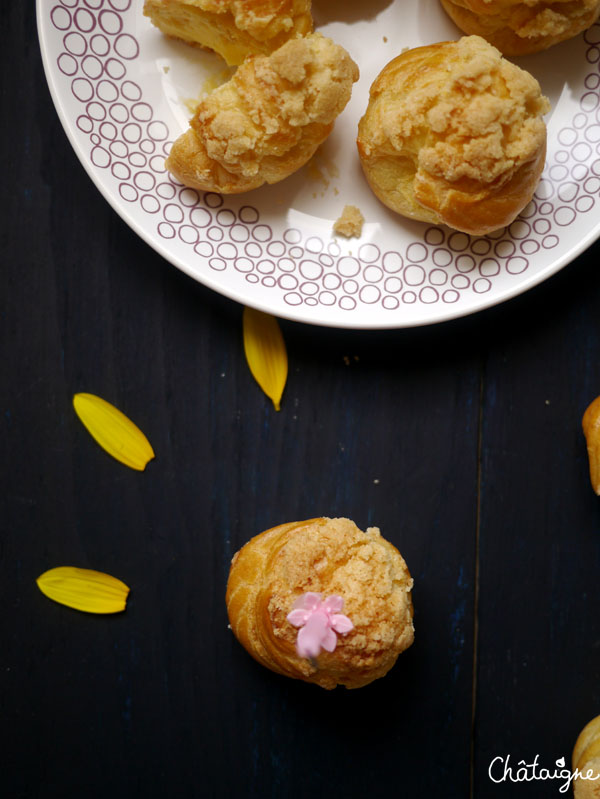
[572, 714, 600, 797]
[439, 0, 600, 56]
[225, 517, 415, 690]
[166, 33, 359, 193]
[143, 0, 313, 66]
[357, 35, 550, 236]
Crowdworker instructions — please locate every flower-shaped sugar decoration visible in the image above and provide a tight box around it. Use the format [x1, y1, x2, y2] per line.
[286, 592, 354, 659]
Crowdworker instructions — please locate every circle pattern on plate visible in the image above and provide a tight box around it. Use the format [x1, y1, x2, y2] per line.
[49, 1, 600, 313]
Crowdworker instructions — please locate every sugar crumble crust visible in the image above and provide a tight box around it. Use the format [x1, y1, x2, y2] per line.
[264, 517, 414, 683]
[445, 0, 600, 41]
[166, 33, 359, 192]
[366, 35, 549, 187]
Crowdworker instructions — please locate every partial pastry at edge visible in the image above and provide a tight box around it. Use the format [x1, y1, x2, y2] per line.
[143, 0, 313, 66]
[356, 35, 550, 236]
[439, 0, 600, 56]
[572, 714, 600, 797]
[225, 517, 415, 690]
[166, 33, 359, 194]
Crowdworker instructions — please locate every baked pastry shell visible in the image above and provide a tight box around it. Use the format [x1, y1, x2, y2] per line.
[356, 38, 549, 236]
[439, 0, 600, 56]
[226, 517, 415, 690]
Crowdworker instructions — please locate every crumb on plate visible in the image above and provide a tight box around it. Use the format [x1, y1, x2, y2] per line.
[333, 205, 364, 238]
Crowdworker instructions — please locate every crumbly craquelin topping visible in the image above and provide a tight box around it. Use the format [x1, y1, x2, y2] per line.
[191, 33, 359, 178]
[448, 0, 600, 40]
[263, 518, 414, 671]
[365, 35, 549, 188]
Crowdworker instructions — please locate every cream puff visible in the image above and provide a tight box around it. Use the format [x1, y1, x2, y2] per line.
[439, 0, 600, 56]
[357, 35, 550, 236]
[166, 33, 359, 193]
[572, 714, 600, 797]
[225, 517, 415, 690]
[143, 0, 313, 66]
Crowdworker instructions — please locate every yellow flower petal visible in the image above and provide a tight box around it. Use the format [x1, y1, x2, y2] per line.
[73, 393, 154, 471]
[36, 567, 130, 614]
[243, 307, 288, 411]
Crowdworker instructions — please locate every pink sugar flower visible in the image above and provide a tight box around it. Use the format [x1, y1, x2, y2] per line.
[286, 592, 354, 659]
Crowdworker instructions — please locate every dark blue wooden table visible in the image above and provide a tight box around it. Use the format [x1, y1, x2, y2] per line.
[4, 4, 600, 797]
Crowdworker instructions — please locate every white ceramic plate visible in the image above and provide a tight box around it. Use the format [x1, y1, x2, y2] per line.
[38, 0, 600, 328]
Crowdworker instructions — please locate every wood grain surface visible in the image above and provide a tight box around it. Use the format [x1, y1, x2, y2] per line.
[3, 4, 600, 798]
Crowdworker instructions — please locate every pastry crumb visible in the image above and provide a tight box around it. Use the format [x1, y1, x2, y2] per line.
[333, 205, 365, 238]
